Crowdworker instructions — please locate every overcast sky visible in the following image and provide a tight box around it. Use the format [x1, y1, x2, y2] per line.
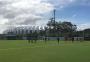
[0, 0, 90, 33]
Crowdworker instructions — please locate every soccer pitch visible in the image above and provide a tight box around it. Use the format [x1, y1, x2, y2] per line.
[0, 40, 90, 62]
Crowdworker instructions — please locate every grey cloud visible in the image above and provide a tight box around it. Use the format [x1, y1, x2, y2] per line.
[1, 0, 83, 33]
[0, 0, 54, 33]
[0, 0, 53, 25]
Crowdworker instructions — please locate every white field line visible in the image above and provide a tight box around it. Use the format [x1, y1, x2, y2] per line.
[0, 46, 44, 51]
[0, 44, 63, 51]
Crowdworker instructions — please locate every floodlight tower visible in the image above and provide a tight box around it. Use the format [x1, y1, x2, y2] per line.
[53, 9, 56, 37]
[53, 9, 56, 24]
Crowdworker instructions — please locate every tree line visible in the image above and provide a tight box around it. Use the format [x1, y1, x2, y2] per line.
[2, 20, 90, 41]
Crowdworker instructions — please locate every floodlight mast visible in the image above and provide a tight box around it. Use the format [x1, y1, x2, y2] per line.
[53, 9, 56, 26]
[53, 9, 56, 37]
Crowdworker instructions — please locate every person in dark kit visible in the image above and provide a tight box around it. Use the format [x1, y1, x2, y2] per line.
[28, 37, 33, 43]
[31, 37, 34, 43]
[27, 37, 31, 44]
[72, 37, 74, 42]
[45, 37, 47, 43]
[57, 37, 60, 44]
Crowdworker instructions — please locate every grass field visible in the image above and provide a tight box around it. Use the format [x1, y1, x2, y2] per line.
[0, 40, 90, 62]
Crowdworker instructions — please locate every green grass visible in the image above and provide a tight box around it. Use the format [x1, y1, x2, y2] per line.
[0, 40, 90, 62]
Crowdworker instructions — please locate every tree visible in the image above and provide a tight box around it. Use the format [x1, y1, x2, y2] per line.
[46, 20, 77, 40]
[83, 29, 90, 41]
[61, 22, 77, 40]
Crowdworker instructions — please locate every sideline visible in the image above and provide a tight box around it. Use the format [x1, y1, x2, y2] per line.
[0, 44, 63, 51]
